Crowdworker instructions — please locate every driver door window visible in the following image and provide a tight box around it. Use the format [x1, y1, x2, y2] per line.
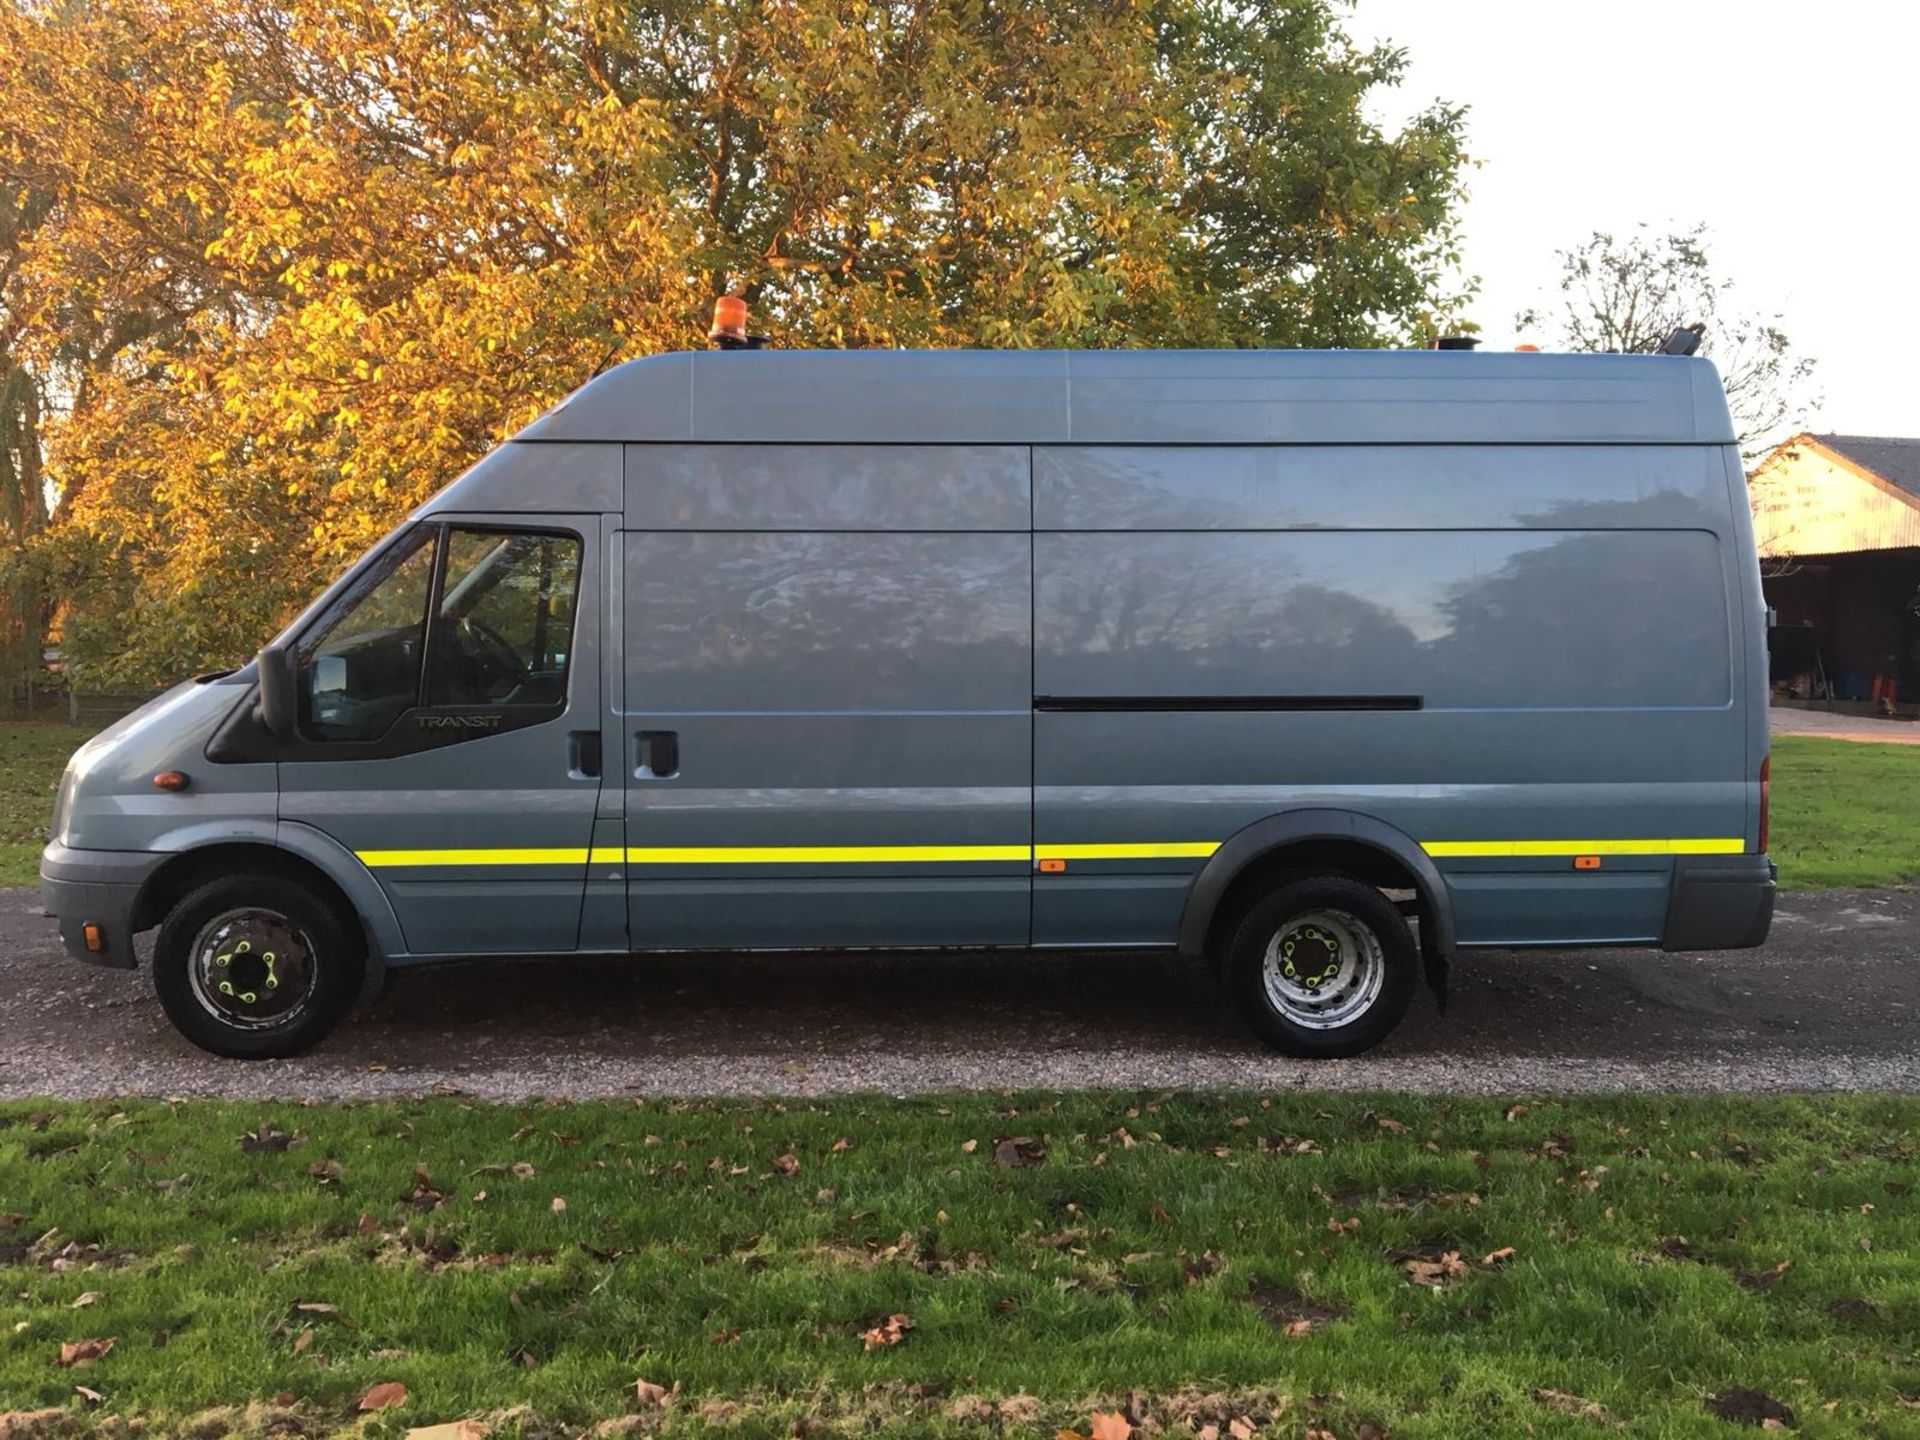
[298, 525, 582, 743]
[428, 530, 581, 708]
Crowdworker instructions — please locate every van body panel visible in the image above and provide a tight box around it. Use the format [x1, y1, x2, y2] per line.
[624, 444, 1029, 530]
[271, 819, 409, 961]
[277, 511, 607, 956]
[1035, 529, 1731, 708]
[620, 523, 1032, 949]
[516, 350, 1735, 446]
[1033, 444, 1729, 531]
[1722, 447, 1772, 849]
[422, 441, 622, 516]
[56, 679, 274, 854]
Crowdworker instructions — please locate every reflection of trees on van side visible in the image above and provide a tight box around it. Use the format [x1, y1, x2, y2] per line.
[1431, 532, 1727, 707]
[630, 534, 1030, 711]
[1041, 533, 1426, 695]
[1041, 531, 1728, 707]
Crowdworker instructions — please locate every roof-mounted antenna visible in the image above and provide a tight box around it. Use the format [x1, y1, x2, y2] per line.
[1657, 322, 1705, 356]
[709, 295, 769, 351]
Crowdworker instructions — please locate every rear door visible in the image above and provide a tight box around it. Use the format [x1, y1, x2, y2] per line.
[278, 513, 607, 955]
[619, 444, 1032, 950]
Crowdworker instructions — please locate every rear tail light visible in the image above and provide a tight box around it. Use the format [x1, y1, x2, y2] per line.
[1758, 753, 1770, 853]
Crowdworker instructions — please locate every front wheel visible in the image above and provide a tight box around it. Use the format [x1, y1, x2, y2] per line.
[152, 873, 365, 1059]
[1221, 875, 1417, 1058]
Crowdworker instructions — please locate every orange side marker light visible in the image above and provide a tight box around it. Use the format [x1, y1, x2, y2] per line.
[1573, 855, 1601, 871]
[82, 923, 104, 952]
[153, 770, 189, 791]
[1037, 858, 1067, 874]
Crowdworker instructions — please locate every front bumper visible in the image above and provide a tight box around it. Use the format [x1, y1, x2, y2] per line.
[40, 842, 166, 970]
[1662, 854, 1776, 951]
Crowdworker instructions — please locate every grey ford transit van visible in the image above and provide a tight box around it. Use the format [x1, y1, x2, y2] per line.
[41, 347, 1775, 1060]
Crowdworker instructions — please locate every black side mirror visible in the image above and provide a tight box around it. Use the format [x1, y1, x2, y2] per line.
[256, 643, 298, 741]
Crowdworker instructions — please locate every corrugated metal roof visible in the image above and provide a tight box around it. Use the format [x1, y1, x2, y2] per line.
[511, 348, 1734, 447]
[1810, 434, 1920, 499]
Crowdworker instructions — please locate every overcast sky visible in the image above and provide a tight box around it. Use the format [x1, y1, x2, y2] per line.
[1346, 0, 1918, 436]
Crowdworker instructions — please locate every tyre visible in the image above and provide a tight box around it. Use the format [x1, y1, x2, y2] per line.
[151, 872, 365, 1059]
[1220, 874, 1417, 1058]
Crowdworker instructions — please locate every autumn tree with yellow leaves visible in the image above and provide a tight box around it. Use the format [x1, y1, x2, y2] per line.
[0, 0, 1469, 686]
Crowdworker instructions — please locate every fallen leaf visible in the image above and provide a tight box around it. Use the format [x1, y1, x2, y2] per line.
[405, 1422, 486, 1440]
[271, 1391, 295, 1407]
[55, 1338, 114, 1368]
[69, 1293, 103, 1309]
[511, 1162, 535, 1179]
[992, 1136, 1045, 1168]
[358, 1381, 408, 1412]
[356, 1213, 379, 1236]
[634, 1378, 671, 1408]
[1482, 1246, 1517, 1267]
[1374, 1114, 1411, 1134]
[1504, 1103, 1528, 1122]
[550, 1196, 567, 1215]
[402, 1168, 447, 1212]
[1398, 1251, 1470, 1288]
[1089, 1411, 1131, 1440]
[291, 1301, 351, 1322]
[860, 1312, 913, 1350]
[831, 1137, 852, 1152]
[1282, 1319, 1313, 1338]
[1229, 1419, 1257, 1440]
[961, 1138, 979, 1153]
[240, 1126, 296, 1153]
[1533, 1388, 1609, 1421]
[1736, 1259, 1794, 1291]
[72, 1386, 104, 1407]
[774, 1153, 800, 1176]
[308, 1159, 343, 1183]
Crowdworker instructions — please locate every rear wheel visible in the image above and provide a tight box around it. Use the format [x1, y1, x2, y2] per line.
[1221, 875, 1417, 1058]
[152, 873, 364, 1059]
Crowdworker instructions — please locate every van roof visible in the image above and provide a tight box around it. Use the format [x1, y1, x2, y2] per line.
[513, 348, 1734, 447]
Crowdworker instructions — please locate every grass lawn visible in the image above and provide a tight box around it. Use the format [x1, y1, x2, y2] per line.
[1768, 735, 1920, 888]
[1, 723, 1916, 892]
[0, 1093, 1916, 1437]
[0, 722, 90, 889]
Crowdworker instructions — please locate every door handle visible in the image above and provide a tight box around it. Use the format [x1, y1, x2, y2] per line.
[569, 730, 602, 779]
[637, 730, 679, 779]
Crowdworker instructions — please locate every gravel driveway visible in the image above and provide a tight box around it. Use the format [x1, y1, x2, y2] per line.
[2, 885, 1916, 1100]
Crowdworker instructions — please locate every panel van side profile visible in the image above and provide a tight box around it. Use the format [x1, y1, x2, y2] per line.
[40, 347, 1775, 1060]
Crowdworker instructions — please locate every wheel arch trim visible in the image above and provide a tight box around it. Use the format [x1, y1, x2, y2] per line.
[129, 820, 403, 965]
[1175, 808, 1457, 960]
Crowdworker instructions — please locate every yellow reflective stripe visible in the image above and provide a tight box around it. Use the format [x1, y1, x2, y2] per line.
[357, 848, 592, 867]
[1037, 842, 1221, 860]
[1422, 838, 1745, 858]
[358, 837, 1749, 869]
[624, 844, 1031, 864]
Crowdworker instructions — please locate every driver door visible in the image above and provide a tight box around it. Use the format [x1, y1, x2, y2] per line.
[277, 512, 610, 956]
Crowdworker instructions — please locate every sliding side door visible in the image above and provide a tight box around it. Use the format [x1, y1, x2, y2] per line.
[620, 444, 1032, 951]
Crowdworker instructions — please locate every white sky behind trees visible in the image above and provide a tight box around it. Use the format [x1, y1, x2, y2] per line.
[1347, 0, 1919, 435]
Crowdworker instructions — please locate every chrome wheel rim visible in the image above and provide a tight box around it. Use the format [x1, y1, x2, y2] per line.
[186, 908, 319, 1031]
[1261, 908, 1385, 1030]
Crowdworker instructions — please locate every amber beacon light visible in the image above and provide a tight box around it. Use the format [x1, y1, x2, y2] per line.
[708, 295, 768, 351]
